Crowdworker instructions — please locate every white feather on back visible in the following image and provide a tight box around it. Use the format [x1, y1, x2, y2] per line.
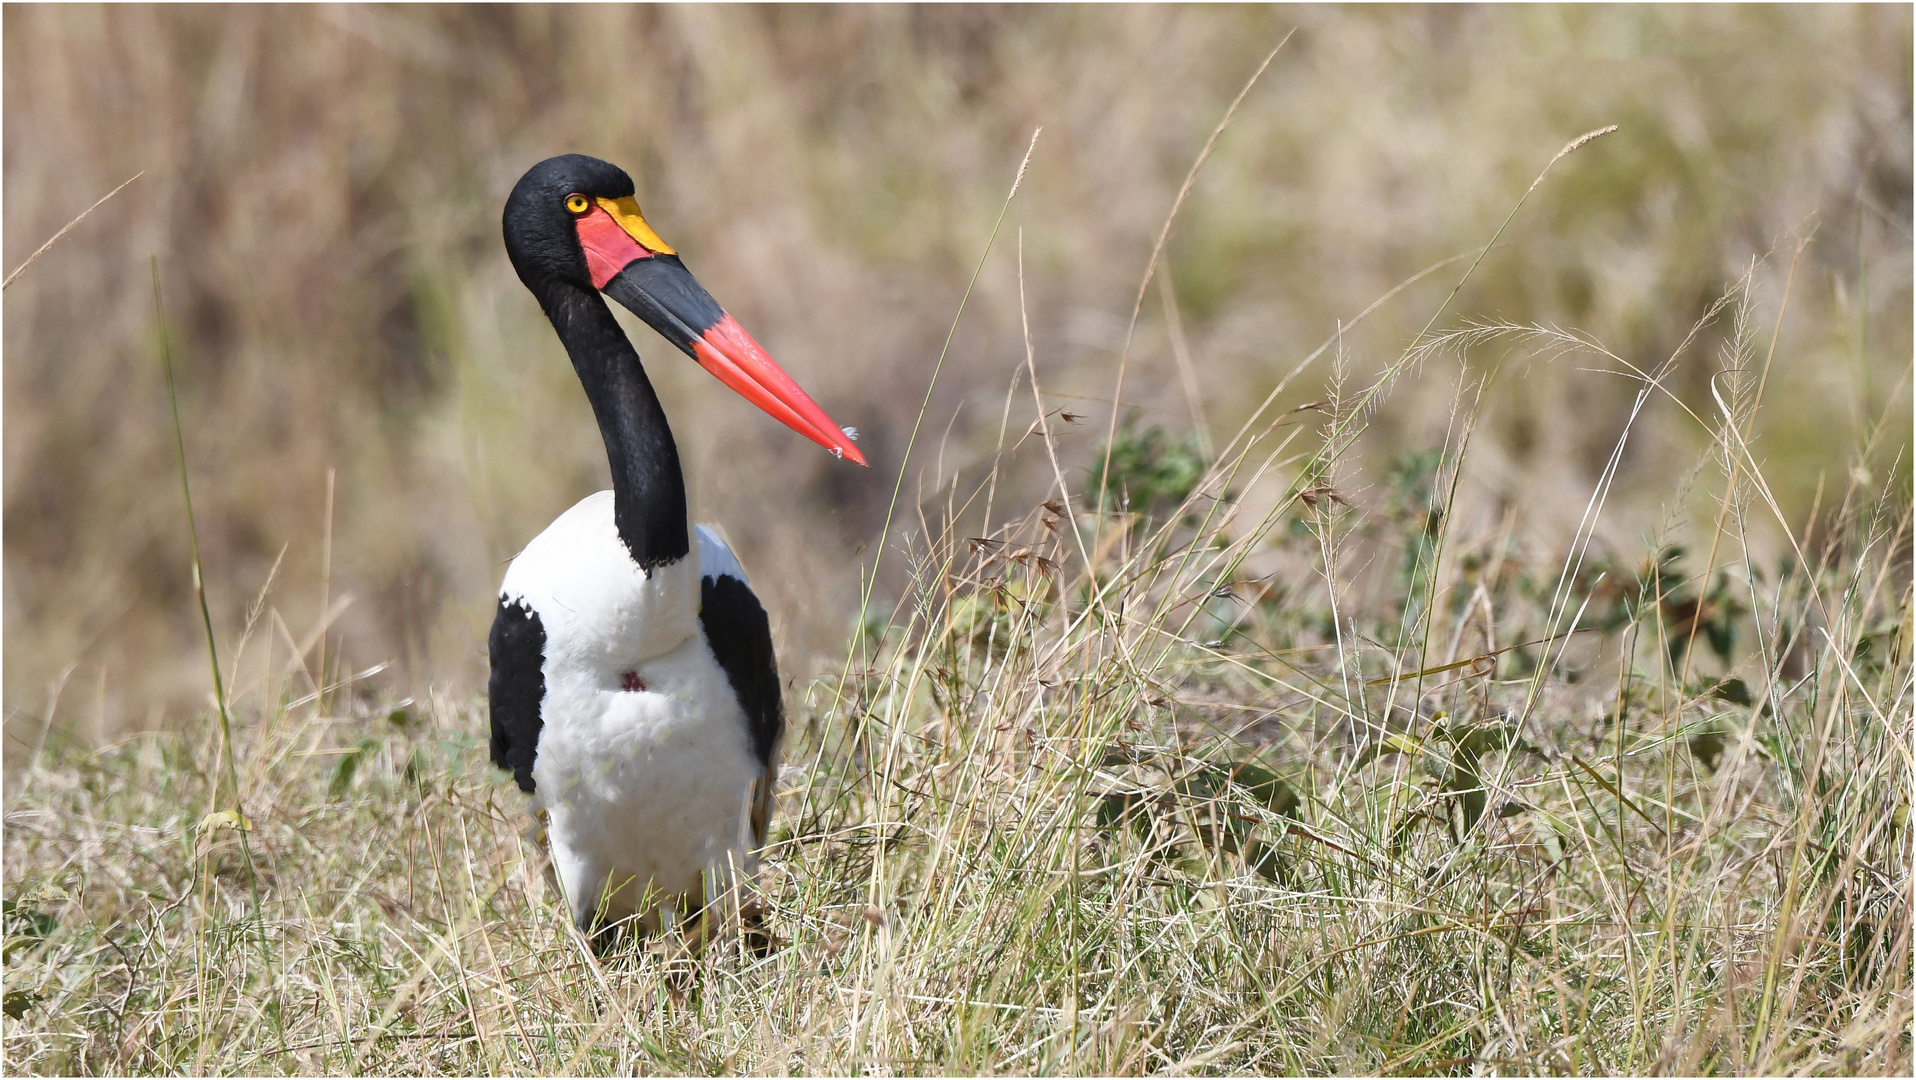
[695, 524, 748, 585]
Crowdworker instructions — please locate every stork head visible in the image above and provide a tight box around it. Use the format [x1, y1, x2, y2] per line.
[503, 154, 866, 465]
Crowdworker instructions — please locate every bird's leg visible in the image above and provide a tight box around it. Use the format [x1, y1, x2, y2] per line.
[716, 851, 778, 958]
[637, 892, 708, 998]
[521, 808, 562, 910]
[673, 885, 719, 954]
[739, 893, 776, 959]
[688, 854, 778, 959]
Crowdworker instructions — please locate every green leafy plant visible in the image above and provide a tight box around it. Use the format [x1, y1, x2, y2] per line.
[1094, 419, 1206, 521]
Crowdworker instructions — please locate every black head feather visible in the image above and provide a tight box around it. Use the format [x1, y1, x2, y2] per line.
[502, 155, 638, 296]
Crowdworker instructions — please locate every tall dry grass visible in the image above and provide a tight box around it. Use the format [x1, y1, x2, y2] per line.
[3, 6, 1909, 743]
[5, 30, 1912, 1067]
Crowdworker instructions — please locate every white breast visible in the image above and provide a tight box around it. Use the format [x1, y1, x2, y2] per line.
[501, 490, 699, 671]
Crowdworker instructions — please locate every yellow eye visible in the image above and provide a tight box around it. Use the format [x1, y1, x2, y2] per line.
[565, 194, 591, 215]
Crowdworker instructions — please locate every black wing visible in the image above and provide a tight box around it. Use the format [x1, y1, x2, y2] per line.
[699, 574, 783, 769]
[488, 596, 547, 793]
[698, 573, 784, 844]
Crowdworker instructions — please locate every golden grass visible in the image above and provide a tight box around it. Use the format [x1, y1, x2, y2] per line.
[6, 98, 1912, 1071]
[3, 8, 1911, 1075]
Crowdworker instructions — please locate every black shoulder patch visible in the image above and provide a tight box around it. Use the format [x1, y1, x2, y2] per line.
[488, 596, 547, 793]
[698, 574, 783, 769]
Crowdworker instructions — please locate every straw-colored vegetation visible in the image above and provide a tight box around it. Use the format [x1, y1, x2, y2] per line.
[5, 6, 1910, 1076]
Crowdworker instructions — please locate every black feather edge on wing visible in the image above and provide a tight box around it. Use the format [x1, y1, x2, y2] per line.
[488, 596, 547, 793]
[698, 573, 784, 843]
[699, 574, 783, 768]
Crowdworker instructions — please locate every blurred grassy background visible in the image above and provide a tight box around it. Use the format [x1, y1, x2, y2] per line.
[4, 5, 1908, 744]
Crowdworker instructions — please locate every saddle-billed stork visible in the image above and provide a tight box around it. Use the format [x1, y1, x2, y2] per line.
[490, 154, 864, 941]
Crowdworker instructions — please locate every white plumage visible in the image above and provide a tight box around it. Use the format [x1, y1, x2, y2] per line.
[501, 494, 763, 932]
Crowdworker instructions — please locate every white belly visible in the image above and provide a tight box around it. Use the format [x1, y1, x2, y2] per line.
[533, 630, 762, 929]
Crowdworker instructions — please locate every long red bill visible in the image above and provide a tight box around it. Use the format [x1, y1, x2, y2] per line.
[598, 253, 866, 466]
[691, 314, 866, 466]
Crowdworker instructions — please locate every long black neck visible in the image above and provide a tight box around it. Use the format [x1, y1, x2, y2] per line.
[539, 283, 688, 570]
